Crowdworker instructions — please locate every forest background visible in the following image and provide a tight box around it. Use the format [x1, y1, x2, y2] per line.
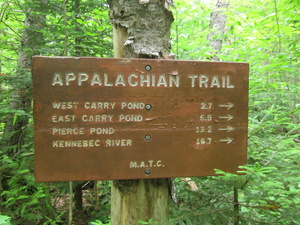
[0, 0, 299, 224]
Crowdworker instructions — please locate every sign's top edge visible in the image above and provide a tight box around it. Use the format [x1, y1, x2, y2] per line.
[32, 55, 249, 65]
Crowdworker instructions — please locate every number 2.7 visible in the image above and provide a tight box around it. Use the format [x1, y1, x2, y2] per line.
[201, 102, 213, 110]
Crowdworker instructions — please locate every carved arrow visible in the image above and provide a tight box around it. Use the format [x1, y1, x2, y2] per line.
[219, 114, 234, 121]
[218, 102, 234, 110]
[219, 126, 235, 132]
[219, 138, 234, 144]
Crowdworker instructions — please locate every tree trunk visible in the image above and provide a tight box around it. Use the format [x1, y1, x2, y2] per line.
[74, 183, 83, 211]
[74, 0, 83, 56]
[207, 1, 229, 61]
[208, 3, 241, 225]
[108, 1, 174, 224]
[0, 0, 46, 206]
[108, 0, 173, 59]
[1, 0, 46, 153]
[73, 0, 85, 212]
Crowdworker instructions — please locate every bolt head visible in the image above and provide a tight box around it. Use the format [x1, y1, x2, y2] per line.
[145, 134, 151, 141]
[145, 104, 152, 111]
[145, 65, 151, 71]
[144, 168, 151, 175]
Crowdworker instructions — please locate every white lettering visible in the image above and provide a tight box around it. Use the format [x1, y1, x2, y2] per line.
[157, 74, 168, 87]
[169, 75, 180, 87]
[188, 75, 234, 88]
[91, 73, 102, 86]
[130, 161, 138, 168]
[199, 75, 209, 88]
[129, 160, 164, 168]
[121, 102, 145, 110]
[115, 74, 126, 86]
[53, 139, 101, 148]
[78, 73, 89, 85]
[119, 114, 143, 122]
[151, 74, 156, 87]
[82, 115, 113, 122]
[104, 73, 113, 86]
[51, 73, 182, 87]
[140, 74, 151, 87]
[52, 127, 84, 135]
[66, 73, 76, 85]
[128, 73, 138, 86]
[227, 76, 234, 88]
[222, 76, 226, 88]
[52, 73, 63, 86]
[148, 160, 154, 167]
[210, 75, 220, 88]
[156, 160, 162, 167]
[89, 127, 114, 135]
[84, 102, 116, 109]
[105, 139, 132, 147]
[188, 75, 198, 87]
[52, 102, 78, 109]
[52, 115, 76, 122]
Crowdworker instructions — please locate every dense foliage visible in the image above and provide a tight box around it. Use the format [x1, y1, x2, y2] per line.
[0, 0, 299, 224]
[171, 0, 300, 224]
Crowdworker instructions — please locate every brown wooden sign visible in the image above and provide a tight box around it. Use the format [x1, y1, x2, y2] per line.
[32, 56, 249, 182]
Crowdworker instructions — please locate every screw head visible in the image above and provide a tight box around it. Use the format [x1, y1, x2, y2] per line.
[145, 104, 152, 111]
[145, 65, 151, 71]
[145, 134, 151, 141]
[144, 168, 151, 175]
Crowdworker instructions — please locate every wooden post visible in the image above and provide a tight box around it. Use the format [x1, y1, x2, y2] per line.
[107, 1, 174, 224]
[111, 179, 169, 224]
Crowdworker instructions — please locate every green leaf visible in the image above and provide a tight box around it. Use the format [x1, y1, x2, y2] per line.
[0, 215, 11, 225]
[17, 169, 30, 174]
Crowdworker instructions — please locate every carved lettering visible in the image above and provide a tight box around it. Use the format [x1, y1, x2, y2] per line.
[188, 75, 235, 88]
[52, 73, 63, 86]
[84, 102, 116, 109]
[91, 73, 102, 86]
[78, 73, 89, 85]
[89, 127, 114, 135]
[128, 73, 139, 86]
[121, 102, 145, 109]
[105, 139, 132, 147]
[52, 102, 79, 109]
[52, 115, 76, 122]
[157, 74, 168, 87]
[53, 139, 101, 148]
[82, 115, 113, 122]
[119, 114, 143, 122]
[52, 73, 183, 87]
[52, 127, 84, 135]
[52, 72, 235, 88]
[129, 160, 164, 168]
[115, 74, 126, 86]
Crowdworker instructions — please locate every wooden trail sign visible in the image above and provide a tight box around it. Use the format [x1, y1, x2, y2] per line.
[32, 56, 249, 182]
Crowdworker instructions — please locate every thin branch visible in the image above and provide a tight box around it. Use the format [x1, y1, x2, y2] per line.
[0, 20, 38, 54]
[233, 187, 239, 225]
[63, 0, 69, 56]
[273, 0, 281, 53]
[0, 1, 11, 23]
[0, 20, 24, 42]
[68, 181, 73, 225]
